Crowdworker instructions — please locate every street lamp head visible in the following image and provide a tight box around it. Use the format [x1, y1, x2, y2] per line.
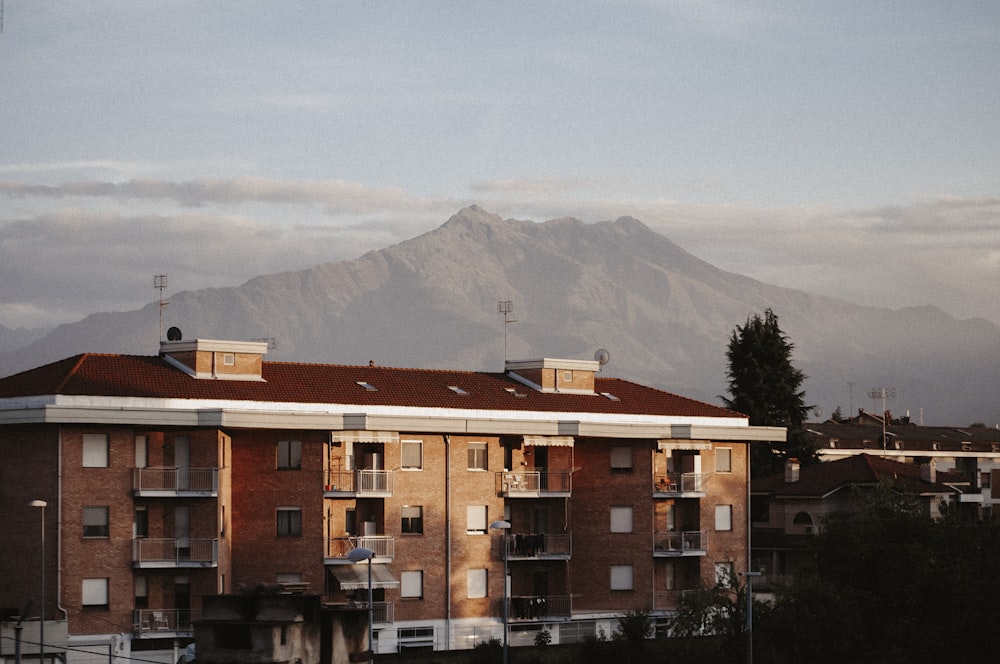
[489, 520, 511, 530]
[30, 500, 47, 508]
[347, 547, 375, 562]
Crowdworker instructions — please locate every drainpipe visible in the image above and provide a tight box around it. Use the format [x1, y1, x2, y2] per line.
[57, 429, 68, 622]
[444, 434, 452, 650]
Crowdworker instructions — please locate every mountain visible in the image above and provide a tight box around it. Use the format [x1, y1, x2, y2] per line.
[1, 206, 998, 425]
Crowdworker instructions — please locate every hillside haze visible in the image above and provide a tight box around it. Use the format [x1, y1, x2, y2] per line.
[2, 206, 998, 426]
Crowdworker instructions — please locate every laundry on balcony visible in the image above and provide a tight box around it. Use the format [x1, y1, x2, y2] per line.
[511, 596, 547, 619]
[510, 533, 546, 556]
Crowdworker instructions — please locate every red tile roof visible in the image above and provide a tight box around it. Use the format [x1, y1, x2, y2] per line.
[752, 453, 960, 497]
[0, 353, 744, 419]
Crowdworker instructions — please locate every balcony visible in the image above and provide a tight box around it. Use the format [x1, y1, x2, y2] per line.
[507, 594, 571, 621]
[653, 589, 697, 611]
[324, 470, 394, 497]
[495, 471, 572, 497]
[132, 538, 219, 568]
[653, 473, 705, 497]
[133, 609, 200, 636]
[133, 467, 218, 497]
[653, 531, 707, 557]
[505, 532, 571, 560]
[326, 535, 395, 564]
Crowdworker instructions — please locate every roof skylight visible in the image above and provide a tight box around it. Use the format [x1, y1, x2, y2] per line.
[356, 381, 377, 391]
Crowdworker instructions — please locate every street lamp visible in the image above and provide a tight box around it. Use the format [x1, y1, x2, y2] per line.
[489, 520, 511, 664]
[347, 547, 375, 664]
[30, 500, 46, 664]
[739, 570, 761, 664]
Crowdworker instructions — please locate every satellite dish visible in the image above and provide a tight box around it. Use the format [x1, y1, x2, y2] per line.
[166, 326, 183, 341]
[594, 348, 611, 366]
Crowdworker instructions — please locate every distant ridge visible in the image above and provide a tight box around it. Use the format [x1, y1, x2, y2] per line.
[1, 206, 998, 425]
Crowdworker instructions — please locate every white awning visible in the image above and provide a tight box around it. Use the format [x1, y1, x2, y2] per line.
[330, 431, 400, 444]
[523, 435, 574, 447]
[658, 440, 713, 451]
[330, 563, 399, 590]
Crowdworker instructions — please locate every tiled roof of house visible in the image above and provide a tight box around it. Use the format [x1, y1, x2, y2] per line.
[804, 421, 1000, 452]
[0, 353, 744, 419]
[752, 453, 960, 497]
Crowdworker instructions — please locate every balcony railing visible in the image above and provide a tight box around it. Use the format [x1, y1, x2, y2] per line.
[326, 535, 395, 562]
[324, 470, 394, 496]
[653, 472, 705, 496]
[495, 471, 572, 497]
[653, 531, 707, 556]
[505, 533, 571, 559]
[507, 594, 571, 621]
[132, 538, 219, 567]
[133, 467, 218, 496]
[345, 600, 394, 624]
[653, 589, 698, 611]
[133, 609, 200, 635]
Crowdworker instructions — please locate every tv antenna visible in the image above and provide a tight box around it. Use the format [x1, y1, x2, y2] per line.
[154, 275, 169, 342]
[498, 299, 517, 363]
[869, 387, 896, 455]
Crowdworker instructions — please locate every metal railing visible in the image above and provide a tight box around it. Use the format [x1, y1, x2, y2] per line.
[132, 538, 218, 566]
[506, 532, 571, 558]
[133, 467, 218, 494]
[133, 609, 200, 635]
[653, 472, 704, 494]
[324, 469, 393, 495]
[507, 594, 571, 620]
[327, 535, 395, 561]
[653, 589, 698, 611]
[653, 531, 707, 555]
[495, 471, 572, 495]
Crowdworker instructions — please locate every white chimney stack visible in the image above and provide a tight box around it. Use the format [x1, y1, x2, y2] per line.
[785, 458, 800, 483]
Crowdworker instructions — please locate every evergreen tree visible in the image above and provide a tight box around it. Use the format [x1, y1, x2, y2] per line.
[722, 309, 812, 475]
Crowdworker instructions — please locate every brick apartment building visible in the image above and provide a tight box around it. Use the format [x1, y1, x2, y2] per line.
[0, 338, 783, 662]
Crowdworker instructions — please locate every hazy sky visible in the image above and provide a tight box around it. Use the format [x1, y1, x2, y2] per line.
[1, 1, 998, 330]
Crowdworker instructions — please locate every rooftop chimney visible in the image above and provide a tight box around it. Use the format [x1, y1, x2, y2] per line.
[921, 459, 937, 484]
[784, 458, 800, 483]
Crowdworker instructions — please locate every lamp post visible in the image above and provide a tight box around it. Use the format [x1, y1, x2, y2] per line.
[489, 520, 511, 664]
[30, 500, 46, 664]
[739, 571, 761, 664]
[347, 547, 375, 664]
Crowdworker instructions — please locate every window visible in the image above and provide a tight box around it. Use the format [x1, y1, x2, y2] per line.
[82, 578, 109, 610]
[664, 561, 676, 590]
[276, 507, 302, 537]
[466, 505, 487, 534]
[716, 447, 732, 473]
[715, 505, 733, 531]
[610, 446, 632, 472]
[715, 562, 734, 587]
[610, 565, 633, 591]
[402, 506, 424, 534]
[467, 569, 488, 599]
[468, 442, 487, 470]
[562, 370, 573, 382]
[134, 576, 148, 609]
[401, 440, 423, 470]
[276, 440, 302, 470]
[134, 507, 148, 538]
[135, 435, 148, 468]
[222, 352, 235, 366]
[83, 506, 109, 538]
[401, 571, 423, 598]
[83, 434, 109, 467]
[610, 506, 633, 533]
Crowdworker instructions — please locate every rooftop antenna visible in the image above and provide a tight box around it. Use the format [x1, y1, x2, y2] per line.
[252, 337, 278, 350]
[154, 275, 168, 342]
[498, 299, 517, 363]
[869, 387, 896, 455]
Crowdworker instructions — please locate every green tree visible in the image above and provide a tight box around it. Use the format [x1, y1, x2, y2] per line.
[722, 309, 813, 475]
